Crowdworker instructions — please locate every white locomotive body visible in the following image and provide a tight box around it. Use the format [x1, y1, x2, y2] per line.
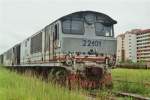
[0, 11, 117, 88]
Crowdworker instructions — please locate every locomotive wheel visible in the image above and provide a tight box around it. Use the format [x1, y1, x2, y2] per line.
[48, 68, 68, 86]
[56, 70, 68, 85]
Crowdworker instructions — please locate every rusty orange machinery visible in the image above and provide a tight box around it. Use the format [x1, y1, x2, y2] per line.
[56, 55, 113, 89]
[66, 66, 112, 89]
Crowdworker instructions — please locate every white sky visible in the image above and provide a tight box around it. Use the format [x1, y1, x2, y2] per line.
[0, 0, 150, 54]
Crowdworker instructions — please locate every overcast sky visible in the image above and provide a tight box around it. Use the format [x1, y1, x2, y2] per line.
[0, 0, 150, 54]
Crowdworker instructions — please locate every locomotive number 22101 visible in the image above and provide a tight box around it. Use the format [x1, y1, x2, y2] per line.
[81, 40, 101, 47]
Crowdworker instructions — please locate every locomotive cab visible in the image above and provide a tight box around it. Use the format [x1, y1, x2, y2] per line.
[59, 11, 117, 58]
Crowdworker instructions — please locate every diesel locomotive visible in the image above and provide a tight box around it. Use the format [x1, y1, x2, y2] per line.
[0, 11, 117, 88]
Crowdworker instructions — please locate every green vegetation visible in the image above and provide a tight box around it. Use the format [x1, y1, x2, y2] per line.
[0, 67, 86, 100]
[0, 66, 150, 100]
[112, 68, 150, 97]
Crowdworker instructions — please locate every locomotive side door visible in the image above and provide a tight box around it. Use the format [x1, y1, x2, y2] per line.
[51, 24, 59, 61]
[45, 26, 50, 62]
[50, 25, 54, 60]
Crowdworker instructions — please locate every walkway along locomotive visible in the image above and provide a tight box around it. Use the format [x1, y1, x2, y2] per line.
[0, 11, 117, 89]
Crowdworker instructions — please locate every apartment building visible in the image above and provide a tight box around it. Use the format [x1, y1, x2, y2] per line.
[116, 34, 125, 62]
[116, 31, 137, 63]
[124, 31, 137, 62]
[137, 29, 150, 62]
[117, 29, 150, 63]
[116, 34, 125, 63]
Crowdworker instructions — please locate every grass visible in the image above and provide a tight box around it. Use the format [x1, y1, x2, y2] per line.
[94, 68, 150, 99]
[0, 67, 86, 100]
[112, 68, 150, 97]
[1, 66, 150, 100]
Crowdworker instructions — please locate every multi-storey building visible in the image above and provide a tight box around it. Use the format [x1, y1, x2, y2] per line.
[124, 31, 137, 62]
[137, 29, 150, 62]
[116, 34, 125, 63]
[117, 29, 150, 63]
[116, 31, 137, 63]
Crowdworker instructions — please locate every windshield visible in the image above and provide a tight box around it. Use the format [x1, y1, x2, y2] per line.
[95, 22, 113, 37]
[62, 20, 84, 35]
[62, 19, 114, 37]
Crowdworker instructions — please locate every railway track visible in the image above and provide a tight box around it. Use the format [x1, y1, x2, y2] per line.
[86, 91, 150, 100]
[115, 92, 150, 100]
[112, 79, 150, 99]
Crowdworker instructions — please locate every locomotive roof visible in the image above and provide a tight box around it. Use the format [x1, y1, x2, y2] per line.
[58, 11, 117, 24]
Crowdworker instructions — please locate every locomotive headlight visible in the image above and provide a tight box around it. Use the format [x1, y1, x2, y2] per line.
[84, 14, 95, 25]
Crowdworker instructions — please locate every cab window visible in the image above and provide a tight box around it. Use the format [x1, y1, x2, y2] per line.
[71, 20, 84, 34]
[95, 22, 113, 37]
[62, 20, 84, 35]
[95, 23, 105, 36]
[62, 20, 71, 33]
